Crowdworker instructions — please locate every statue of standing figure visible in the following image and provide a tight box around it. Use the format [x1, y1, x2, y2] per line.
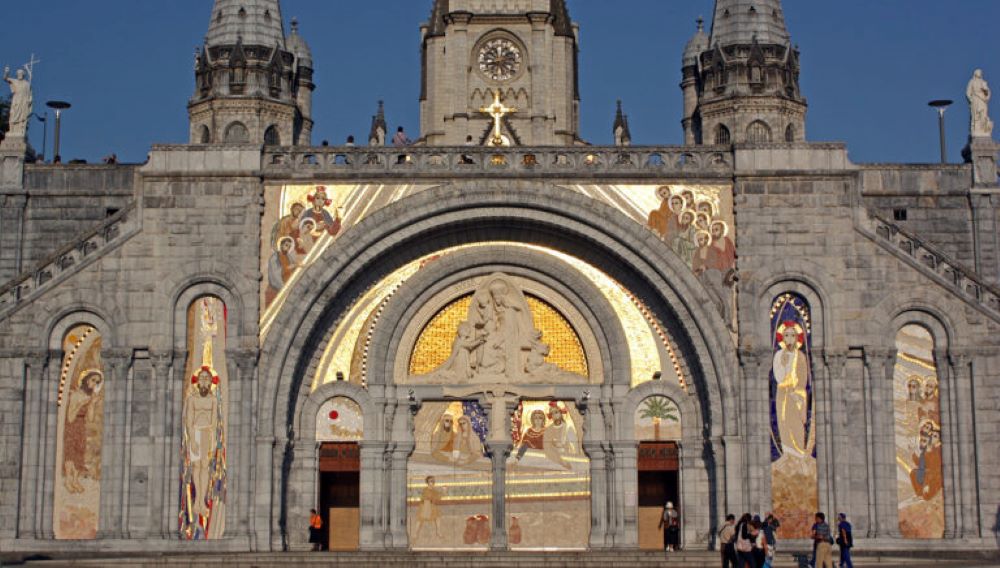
[967, 69, 993, 138]
[3, 63, 34, 140]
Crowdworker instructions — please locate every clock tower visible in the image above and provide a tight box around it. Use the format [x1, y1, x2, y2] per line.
[420, 0, 581, 146]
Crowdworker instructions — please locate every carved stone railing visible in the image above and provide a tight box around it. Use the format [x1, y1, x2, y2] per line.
[0, 202, 141, 319]
[260, 145, 734, 179]
[856, 210, 1000, 321]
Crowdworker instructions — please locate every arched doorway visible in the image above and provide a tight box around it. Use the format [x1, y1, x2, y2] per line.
[261, 183, 737, 551]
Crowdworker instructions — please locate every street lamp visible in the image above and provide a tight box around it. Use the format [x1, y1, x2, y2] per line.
[46, 100, 71, 162]
[928, 99, 953, 164]
[28, 112, 47, 161]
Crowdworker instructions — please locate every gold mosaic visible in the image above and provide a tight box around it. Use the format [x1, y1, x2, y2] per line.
[409, 294, 588, 377]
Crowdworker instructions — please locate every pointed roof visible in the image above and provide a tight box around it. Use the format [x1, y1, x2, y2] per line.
[709, 0, 789, 46]
[369, 101, 388, 144]
[683, 17, 709, 67]
[207, 0, 286, 48]
[426, 0, 449, 38]
[286, 18, 312, 68]
[613, 100, 631, 144]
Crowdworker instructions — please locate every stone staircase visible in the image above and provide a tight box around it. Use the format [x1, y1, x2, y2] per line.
[12, 550, 997, 568]
[0, 201, 140, 319]
[856, 209, 1000, 322]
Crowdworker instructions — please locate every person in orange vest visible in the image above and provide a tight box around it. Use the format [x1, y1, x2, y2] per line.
[309, 508, 324, 551]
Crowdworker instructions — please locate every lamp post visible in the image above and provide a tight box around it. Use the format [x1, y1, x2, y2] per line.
[928, 99, 953, 164]
[28, 112, 47, 161]
[46, 100, 71, 162]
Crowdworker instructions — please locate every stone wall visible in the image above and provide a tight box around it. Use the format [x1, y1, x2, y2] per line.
[0, 143, 997, 552]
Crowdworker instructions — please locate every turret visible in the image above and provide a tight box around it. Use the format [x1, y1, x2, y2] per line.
[682, 0, 806, 145]
[189, 0, 315, 146]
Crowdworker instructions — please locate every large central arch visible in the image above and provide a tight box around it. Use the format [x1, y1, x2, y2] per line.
[255, 181, 740, 551]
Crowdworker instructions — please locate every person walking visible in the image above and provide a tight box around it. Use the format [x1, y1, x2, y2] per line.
[811, 512, 834, 568]
[308, 508, 323, 551]
[719, 514, 737, 568]
[836, 513, 854, 568]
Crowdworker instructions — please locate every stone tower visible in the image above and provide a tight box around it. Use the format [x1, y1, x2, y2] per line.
[189, 0, 315, 146]
[682, 0, 806, 145]
[420, 0, 581, 146]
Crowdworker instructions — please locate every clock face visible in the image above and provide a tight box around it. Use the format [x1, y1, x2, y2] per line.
[478, 38, 522, 82]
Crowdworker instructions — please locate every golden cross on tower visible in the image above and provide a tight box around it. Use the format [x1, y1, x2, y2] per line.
[479, 91, 517, 147]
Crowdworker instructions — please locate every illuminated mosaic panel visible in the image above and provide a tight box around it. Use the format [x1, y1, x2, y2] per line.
[408, 294, 588, 377]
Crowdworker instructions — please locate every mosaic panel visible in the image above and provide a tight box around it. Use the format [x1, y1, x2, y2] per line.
[768, 293, 818, 538]
[893, 324, 944, 538]
[179, 297, 228, 540]
[507, 401, 590, 549]
[634, 396, 682, 441]
[316, 397, 364, 442]
[408, 402, 492, 550]
[54, 325, 104, 540]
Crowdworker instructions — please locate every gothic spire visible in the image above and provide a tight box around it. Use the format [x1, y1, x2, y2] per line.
[207, 0, 286, 49]
[709, 0, 790, 47]
[613, 100, 632, 146]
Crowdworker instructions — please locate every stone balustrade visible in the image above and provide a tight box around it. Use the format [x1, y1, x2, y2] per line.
[0, 202, 140, 318]
[260, 145, 734, 179]
[859, 210, 1000, 319]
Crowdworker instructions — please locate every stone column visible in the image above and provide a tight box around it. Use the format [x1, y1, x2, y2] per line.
[17, 351, 48, 539]
[822, 351, 847, 518]
[485, 440, 513, 550]
[863, 349, 900, 539]
[614, 441, 638, 548]
[721, 435, 744, 516]
[738, 349, 770, 514]
[98, 350, 131, 539]
[286, 442, 317, 551]
[446, 12, 473, 144]
[969, 193, 1000, 283]
[813, 348, 834, 515]
[359, 441, 385, 549]
[149, 351, 173, 539]
[37, 349, 60, 540]
[948, 350, 980, 538]
[227, 350, 258, 539]
[582, 441, 609, 549]
[388, 442, 414, 549]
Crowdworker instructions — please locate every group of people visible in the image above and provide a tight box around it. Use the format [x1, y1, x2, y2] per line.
[716, 511, 853, 568]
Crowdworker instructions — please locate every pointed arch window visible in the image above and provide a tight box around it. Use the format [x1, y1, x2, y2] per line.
[264, 125, 280, 146]
[199, 125, 211, 144]
[714, 124, 731, 145]
[747, 120, 772, 144]
[785, 124, 796, 143]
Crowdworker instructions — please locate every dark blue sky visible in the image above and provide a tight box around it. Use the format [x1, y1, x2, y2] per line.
[2, 1, 997, 164]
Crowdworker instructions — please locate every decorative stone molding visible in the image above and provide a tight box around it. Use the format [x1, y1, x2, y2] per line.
[857, 210, 1000, 322]
[260, 145, 734, 180]
[0, 202, 140, 319]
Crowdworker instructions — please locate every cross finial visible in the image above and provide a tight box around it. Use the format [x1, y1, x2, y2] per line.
[479, 91, 517, 147]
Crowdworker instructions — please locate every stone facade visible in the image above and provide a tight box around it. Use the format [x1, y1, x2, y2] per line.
[0, 0, 998, 556]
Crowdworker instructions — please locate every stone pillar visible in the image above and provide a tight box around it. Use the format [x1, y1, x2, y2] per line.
[813, 349, 833, 515]
[359, 441, 385, 549]
[226, 350, 258, 539]
[721, 435, 744, 517]
[485, 440, 513, 550]
[614, 441, 638, 548]
[285, 442, 317, 551]
[863, 349, 900, 539]
[948, 350, 980, 538]
[446, 12, 473, 145]
[388, 442, 414, 549]
[966, 136, 1000, 283]
[17, 351, 47, 539]
[738, 349, 770, 514]
[582, 441, 609, 549]
[149, 351, 174, 539]
[97, 350, 131, 539]
[822, 351, 847, 518]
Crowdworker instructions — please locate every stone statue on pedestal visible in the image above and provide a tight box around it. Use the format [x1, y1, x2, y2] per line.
[3, 63, 34, 142]
[967, 69, 993, 138]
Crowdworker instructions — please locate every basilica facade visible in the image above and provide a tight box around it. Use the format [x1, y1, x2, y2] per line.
[0, 0, 998, 555]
